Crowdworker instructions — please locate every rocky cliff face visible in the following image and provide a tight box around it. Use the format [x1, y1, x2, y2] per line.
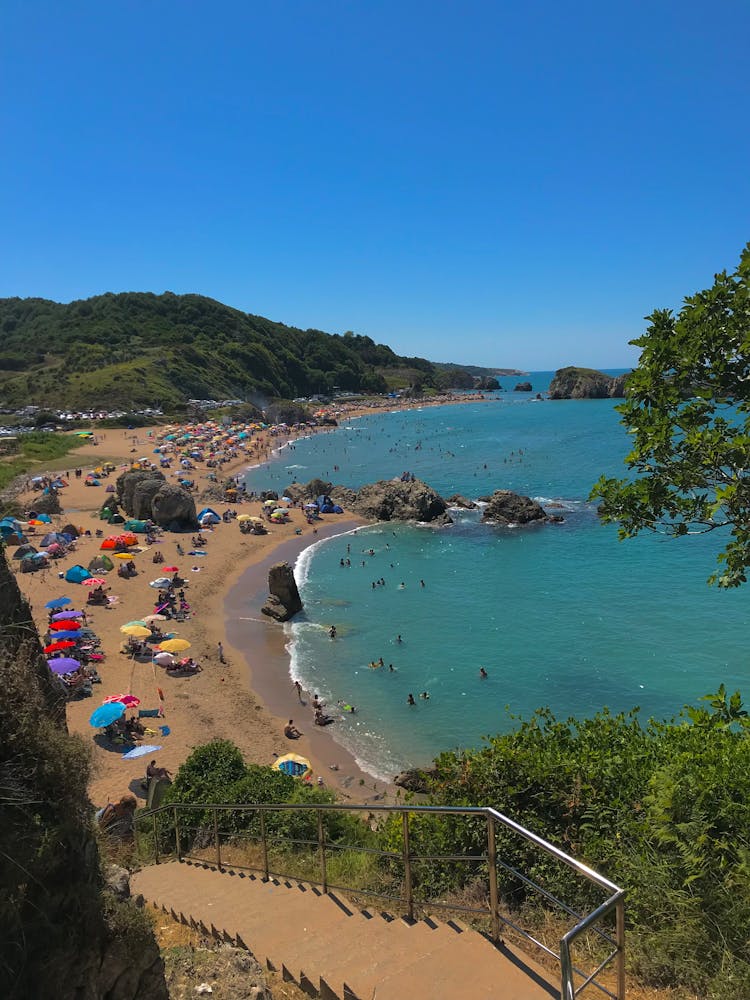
[548, 366, 629, 399]
[0, 550, 167, 999]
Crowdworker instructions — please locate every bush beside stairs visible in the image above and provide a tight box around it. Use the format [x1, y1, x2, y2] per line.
[132, 860, 559, 999]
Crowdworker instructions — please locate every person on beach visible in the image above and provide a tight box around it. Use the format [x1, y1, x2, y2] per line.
[146, 760, 172, 782]
[284, 719, 302, 739]
[217, 641, 225, 663]
[294, 679, 303, 701]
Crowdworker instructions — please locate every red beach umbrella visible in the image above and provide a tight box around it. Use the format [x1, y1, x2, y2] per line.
[44, 640, 77, 653]
[49, 620, 81, 631]
[163, 566, 179, 572]
[103, 693, 141, 708]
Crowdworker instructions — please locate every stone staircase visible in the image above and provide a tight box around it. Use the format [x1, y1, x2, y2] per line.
[132, 860, 560, 999]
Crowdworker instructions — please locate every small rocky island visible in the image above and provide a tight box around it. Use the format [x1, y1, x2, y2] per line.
[548, 366, 628, 399]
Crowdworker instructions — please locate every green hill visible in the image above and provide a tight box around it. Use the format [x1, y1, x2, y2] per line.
[0, 292, 501, 411]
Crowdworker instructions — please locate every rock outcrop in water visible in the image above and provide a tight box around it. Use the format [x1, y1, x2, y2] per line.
[548, 366, 628, 399]
[261, 562, 304, 621]
[348, 478, 452, 525]
[514, 381, 532, 392]
[481, 490, 547, 525]
[283, 477, 452, 525]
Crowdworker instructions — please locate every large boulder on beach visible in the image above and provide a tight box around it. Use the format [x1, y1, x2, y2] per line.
[149, 483, 199, 531]
[261, 562, 303, 622]
[116, 468, 166, 514]
[348, 478, 452, 525]
[481, 490, 547, 525]
[32, 491, 62, 515]
[283, 479, 333, 503]
[132, 477, 169, 520]
[548, 367, 629, 399]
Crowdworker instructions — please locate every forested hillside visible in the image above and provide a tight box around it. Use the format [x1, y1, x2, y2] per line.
[0, 292, 496, 410]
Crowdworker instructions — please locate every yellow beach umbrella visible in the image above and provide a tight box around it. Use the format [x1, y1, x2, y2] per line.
[158, 638, 191, 653]
[120, 624, 151, 637]
[236, 513, 253, 522]
[113, 551, 136, 560]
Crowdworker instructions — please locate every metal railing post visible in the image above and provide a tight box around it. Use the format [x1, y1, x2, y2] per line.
[152, 812, 160, 865]
[486, 812, 500, 943]
[616, 895, 626, 1000]
[213, 807, 222, 870]
[317, 809, 328, 893]
[560, 940, 574, 1000]
[402, 811, 414, 921]
[173, 806, 181, 861]
[259, 810, 269, 879]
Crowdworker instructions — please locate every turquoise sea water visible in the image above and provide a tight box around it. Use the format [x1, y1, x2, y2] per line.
[243, 374, 749, 780]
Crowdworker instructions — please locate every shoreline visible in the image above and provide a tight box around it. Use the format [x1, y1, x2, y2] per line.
[223, 518, 395, 799]
[8, 397, 489, 807]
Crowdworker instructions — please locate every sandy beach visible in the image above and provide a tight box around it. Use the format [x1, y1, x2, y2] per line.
[8, 393, 485, 810]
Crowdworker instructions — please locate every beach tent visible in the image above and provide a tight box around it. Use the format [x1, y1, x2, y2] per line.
[197, 507, 220, 524]
[108, 513, 126, 524]
[13, 544, 37, 559]
[61, 523, 80, 538]
[88, 554, 114, 572]
[41, 532, 68, 547]
[124, 519, 148, 532]
[36, 513, 53, 523]
[65, 564, 92, 584]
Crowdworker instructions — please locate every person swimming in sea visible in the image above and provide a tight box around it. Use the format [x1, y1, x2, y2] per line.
[419, 691, 430, 700]
[479, 666, 488, 679]
[407, 693, 416, 706]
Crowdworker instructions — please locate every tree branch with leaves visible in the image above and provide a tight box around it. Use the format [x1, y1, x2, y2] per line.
[591, 243, 750, 586]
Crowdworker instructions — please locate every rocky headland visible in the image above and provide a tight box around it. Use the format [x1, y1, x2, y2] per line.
[548, 366, 628, 399]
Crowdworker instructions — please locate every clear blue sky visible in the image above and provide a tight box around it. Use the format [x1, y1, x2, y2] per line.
[2, 2, 748, 370]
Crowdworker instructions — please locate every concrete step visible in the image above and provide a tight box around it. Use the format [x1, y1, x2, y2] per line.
[131, 862, 562, 1000]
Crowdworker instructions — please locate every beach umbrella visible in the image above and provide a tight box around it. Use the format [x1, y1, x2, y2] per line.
[50, 610, 84, 621]
[153, 651, 175, 666]
[89, 702, 126, 727]
[236, 514, 253, 522]
[113, 552, 135, 560]
[120, 624, 151, 637]
[149, 578, 172, 589]
[44, 640, 76, 653]
[122, 619, 147, 628]
[45, 597, 72, 609]
[157, 638, 191, 653]
[51, 630, 82, 640]
[143, 614, 167, 624]
[163, 566, 178, 573]
[82, 577, 107, 586]
[121, 744, 162, 760]
[103, 693, 141, 708]
[49, 620, 81, 631]
[274, 753, 312, 779]
[47, 656, 80, 673]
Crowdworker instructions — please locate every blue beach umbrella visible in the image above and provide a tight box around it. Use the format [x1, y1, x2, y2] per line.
[89, 702, 127, 728]
[46, 597, 73, 608]
[47, 657, 81, 674]
[51, 630, 82, 640]
[50, 610, 84, 621]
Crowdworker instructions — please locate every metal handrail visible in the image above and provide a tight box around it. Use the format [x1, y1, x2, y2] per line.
[136, 800, 625, 999]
